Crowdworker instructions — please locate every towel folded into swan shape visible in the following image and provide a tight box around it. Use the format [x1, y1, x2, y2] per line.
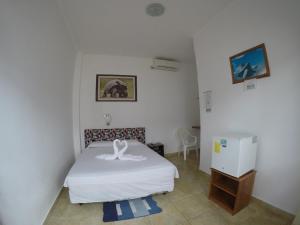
[96, 139, 146, 161]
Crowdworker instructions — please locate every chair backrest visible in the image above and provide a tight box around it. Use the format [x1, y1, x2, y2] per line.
[176, 128, 193, 145]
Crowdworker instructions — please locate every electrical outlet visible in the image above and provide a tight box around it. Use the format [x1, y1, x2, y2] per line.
[244, 80, 257, 91]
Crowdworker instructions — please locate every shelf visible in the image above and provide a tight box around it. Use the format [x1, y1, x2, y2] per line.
[211, 171, 238, 196]
[209, 186, 235, 212]
[212, 182, 237, 197]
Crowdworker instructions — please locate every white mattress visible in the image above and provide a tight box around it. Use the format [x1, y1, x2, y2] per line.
[64, 142, 179, 203]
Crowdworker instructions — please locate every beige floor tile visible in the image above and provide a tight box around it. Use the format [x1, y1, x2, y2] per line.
[171, 192, 217, 220]
[114, 216, 150, 225]
[189, 209, 231, 225]
[147, 202, 190, 225]
[152, 193, 170, 206]
[166, 186, 194, 202]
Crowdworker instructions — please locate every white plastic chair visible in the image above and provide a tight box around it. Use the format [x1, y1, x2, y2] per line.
[177, 128, 198, 160]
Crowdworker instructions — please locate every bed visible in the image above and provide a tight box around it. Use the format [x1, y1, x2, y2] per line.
[64, 127, 179, 203]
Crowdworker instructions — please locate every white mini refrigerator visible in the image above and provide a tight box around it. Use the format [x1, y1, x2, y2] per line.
[211, 133, 257, 178]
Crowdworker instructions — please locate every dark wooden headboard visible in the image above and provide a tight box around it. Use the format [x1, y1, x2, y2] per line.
[84, 127, 145, 148]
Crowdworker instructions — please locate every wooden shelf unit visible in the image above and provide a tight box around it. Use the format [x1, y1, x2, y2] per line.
[209, 169, 256, 215]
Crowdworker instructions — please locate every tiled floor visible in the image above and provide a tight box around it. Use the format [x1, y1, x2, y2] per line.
[44, 152, 294, 225]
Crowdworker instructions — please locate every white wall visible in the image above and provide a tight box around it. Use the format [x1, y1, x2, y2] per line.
[0, 1, 76, 225]
[193, 0, 300, 214]
[75, 54, 199, 156]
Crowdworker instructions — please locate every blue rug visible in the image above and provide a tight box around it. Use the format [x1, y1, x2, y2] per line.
[103, 196, 162, 222]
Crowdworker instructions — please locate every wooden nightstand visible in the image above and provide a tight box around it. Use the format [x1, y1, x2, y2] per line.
[147, 143, 164, 157]
[209, 169, 256, 215]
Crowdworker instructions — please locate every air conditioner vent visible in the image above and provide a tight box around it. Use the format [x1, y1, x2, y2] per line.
[151, 58, 179, 72]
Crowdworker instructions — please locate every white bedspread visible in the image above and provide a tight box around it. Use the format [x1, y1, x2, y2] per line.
[64, 143, 179, 203]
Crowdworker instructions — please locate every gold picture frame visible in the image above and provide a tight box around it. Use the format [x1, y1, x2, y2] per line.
[96, 74, 137, 102]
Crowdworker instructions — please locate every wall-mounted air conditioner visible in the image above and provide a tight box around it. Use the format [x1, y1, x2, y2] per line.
[151, 58, 179, 72]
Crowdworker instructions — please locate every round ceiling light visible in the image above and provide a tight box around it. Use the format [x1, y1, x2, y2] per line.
[146, 3, 165, 17]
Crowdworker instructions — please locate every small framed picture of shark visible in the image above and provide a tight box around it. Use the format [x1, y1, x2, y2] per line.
[96, 74, 137, 101]
[229, 43, 270, 84]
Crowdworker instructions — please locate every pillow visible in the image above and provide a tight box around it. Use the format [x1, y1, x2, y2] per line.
[126, 139, 141, 146]
[87, 141, 113, 148]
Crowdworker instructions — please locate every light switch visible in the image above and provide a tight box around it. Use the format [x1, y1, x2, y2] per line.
[244, 80, 257, 91]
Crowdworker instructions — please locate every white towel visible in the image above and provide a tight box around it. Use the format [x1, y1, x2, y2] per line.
[96, 139, 146, 161]
[114, 139, 128, 158]
[95, 140, 119, 160]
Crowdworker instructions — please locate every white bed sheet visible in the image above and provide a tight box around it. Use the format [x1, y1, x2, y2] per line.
[64, 142, 179, 203]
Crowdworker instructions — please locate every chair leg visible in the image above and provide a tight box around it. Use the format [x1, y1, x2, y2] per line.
[184, 146, 187, 160]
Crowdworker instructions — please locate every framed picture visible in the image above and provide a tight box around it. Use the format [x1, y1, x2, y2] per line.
[229, 43, 270, 84]
[96, 74, 137, 102]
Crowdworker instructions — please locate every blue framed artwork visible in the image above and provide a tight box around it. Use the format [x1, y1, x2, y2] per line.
[229, 43, 270, 84]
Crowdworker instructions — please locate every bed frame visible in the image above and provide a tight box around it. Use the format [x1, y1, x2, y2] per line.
[84, 127, 145, 148]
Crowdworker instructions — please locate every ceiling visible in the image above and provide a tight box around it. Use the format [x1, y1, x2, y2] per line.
[57, 0, 232, 63]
